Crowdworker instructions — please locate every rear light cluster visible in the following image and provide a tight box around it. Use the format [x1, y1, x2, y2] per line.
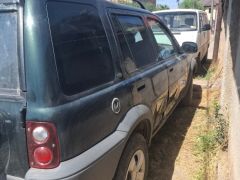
[26, 121, 60, 169]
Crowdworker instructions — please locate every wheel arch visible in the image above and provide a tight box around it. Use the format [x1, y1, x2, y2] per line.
[114, 104, 153, 179]
[117, 104, 153, 146]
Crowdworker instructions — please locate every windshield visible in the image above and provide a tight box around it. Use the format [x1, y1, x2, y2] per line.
[157, 12, 198, 31]
[0, 11, 19, 95]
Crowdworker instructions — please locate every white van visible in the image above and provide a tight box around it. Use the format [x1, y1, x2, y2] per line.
[153, 9, 211, 63]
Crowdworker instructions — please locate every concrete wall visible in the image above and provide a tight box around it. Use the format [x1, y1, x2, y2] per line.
[218, 0, 240, 179]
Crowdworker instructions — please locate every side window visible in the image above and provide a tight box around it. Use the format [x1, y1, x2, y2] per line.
[147, 18, 176, 60]
[200, 14, 203, 29]
[204, 14, 209, 25]
[113, 15, 156, 73]
[200, 14, 208, 29]
[200, 14, 209, 30]
[47, 2, 114, 95]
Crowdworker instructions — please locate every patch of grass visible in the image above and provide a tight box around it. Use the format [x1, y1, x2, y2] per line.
[195, 131, 217, 154]
[194, 167, 206, 180]
[196, 67, 215, 80]
[193, 100, 228, 179]
[204, 67, 215, 80]
[195, 101, 228, 153]
[212, 101, 228, 150]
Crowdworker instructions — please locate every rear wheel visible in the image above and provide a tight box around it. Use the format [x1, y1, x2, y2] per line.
[181, 71, 193, 106]
[114, 134, 148, 180]
[195, 54, 202, 74]
[202, 50, 208, 64]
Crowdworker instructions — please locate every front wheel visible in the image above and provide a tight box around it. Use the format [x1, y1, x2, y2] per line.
[114, 133, 148, 180]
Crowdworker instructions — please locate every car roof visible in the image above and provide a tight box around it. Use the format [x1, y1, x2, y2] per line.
[153, 9, 206, 14]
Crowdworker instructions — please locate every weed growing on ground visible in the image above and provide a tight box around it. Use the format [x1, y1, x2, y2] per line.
[213, 101, 229, 150]
[196, 67, 215, 80]
[193, 99, 228, 180]
[195, 131, 217, 154]
[194, 166, 206, 180]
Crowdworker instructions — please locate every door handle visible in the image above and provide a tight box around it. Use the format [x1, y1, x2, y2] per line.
[137, 84, 146, 92]
[169, 68, 174, 72]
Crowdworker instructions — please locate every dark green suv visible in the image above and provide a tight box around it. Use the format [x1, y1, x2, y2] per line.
[0, 0, 197, 179]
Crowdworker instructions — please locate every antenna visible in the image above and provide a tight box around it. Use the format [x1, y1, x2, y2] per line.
[132, 0, 146, 9]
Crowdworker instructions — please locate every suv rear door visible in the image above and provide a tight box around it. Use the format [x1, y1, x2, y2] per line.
[46, 1, 133, 160]
[0, 5, 28, 179]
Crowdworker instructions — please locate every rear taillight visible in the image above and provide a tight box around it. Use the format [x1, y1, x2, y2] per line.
[26, 121, 60, 169]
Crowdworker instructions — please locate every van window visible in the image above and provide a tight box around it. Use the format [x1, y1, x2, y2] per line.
[114, 15, 156, 71]
[47, 2, 114, 95]
[0, 12, 19, 95]
[157, 12, 197, 31]
[147, 18, 176, 60]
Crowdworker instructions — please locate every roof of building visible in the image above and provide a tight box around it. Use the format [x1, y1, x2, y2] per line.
[202, 0, 219, 7]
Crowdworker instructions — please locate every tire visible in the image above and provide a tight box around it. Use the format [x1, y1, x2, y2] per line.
[195, 54, 202, 74]
[202, 50, 208, 64]
[114, 133, 148, 180]
[181, 71, 193, 106]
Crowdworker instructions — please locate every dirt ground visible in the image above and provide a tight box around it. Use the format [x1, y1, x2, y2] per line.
[147, 76, 210, 180]
[147, 39, 226, 180]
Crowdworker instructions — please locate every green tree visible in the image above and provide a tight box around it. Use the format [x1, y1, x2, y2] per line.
[144, 2, 169, 11]
[156, 4, 170, 10]
[179, 0, 204, 10]
[117, 1, 169, 11]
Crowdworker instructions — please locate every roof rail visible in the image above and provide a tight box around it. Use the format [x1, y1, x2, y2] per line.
[132, 0, 146, 9]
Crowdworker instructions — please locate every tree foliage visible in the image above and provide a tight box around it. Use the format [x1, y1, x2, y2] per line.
[117, 1, 169, 11]
[179, 0, 204, 10]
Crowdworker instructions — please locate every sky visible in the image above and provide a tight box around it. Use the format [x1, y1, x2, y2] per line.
[157, 0, 178, 9]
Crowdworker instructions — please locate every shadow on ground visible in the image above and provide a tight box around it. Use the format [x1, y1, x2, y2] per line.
[196, 59, 212, 78]
[147, 84, 203, 180]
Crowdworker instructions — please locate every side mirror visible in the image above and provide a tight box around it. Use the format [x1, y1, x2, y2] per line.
[181, 42, 198, 54]
[202, 24, 211, 31]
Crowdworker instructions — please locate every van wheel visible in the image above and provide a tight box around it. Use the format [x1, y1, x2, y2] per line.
[181, 72, 193, 106]
[195, 55, 202, 74]
[202, 50, 208, 64]
[114, 133, 148, 180]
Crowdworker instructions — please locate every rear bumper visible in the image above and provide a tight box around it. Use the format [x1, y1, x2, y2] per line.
[24, 131, 127, 180]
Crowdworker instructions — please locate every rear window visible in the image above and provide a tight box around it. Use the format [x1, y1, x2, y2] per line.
[157, 12, 197, 31]
[47, 2, 115, 95]
[0, 12, 19, 95]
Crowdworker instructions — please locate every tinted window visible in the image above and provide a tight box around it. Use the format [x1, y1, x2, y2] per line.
[200, 14, 209, 29]
[147, 19, 176, 60]
[0, 12, 19, 95]
[47, 2, 114, 95]
[203, 14, 209, 26]
[115, 15, 156, 71]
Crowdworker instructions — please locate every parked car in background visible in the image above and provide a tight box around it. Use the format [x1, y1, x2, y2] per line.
[153, 9, 211, 65]
[0, 0, 198, 180]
